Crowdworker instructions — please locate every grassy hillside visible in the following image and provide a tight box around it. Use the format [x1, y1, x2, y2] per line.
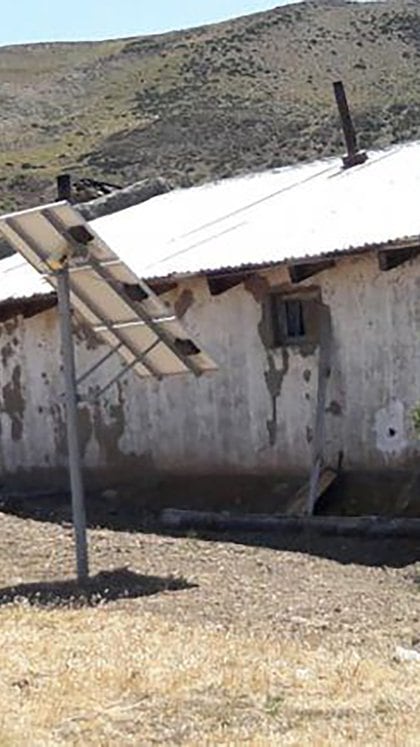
[1, 0, 420, 211]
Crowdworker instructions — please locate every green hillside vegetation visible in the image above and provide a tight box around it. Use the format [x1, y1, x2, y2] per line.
[1, 0, 420, 211]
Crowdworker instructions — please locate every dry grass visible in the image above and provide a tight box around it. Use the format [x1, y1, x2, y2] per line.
[3, 606, 420, 745]
[0, 508, 420, 744]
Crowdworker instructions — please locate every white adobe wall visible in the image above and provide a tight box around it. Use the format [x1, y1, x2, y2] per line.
[0, 250, 419, 485]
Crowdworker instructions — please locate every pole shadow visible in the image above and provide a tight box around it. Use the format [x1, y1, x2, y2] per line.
[0, 567, 197, 608]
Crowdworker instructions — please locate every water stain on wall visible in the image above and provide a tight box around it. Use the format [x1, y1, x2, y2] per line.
[264, 349, 289, 446]
[50, 403, 67, 457]
[73, 320, 102, 351]
[93, 382, 126, 464]
[244, 273, 291, 447]
[1, 341, 14, 367]
[79, 405, 93, 456]
[2, 365, 25, 442]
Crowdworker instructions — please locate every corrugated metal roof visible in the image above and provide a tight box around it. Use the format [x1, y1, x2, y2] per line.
[0, 253, 50, 303]
[1, 139, 420, 307]
[91, 140, 420, 280]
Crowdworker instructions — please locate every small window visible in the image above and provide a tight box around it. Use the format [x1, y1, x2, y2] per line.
[268, 292, 317, 347]
[284, 299, 305, 338]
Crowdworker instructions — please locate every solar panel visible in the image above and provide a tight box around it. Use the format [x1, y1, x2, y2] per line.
[0, 201, 217, 379]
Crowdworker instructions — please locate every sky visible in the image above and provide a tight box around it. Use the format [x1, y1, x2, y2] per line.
[0, 1, 291, 47]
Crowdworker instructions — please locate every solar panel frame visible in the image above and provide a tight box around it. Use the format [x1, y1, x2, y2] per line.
[0, 201, 218, 380]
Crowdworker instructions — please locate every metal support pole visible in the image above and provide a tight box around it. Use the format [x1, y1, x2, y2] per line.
[56, 266, 89, 581]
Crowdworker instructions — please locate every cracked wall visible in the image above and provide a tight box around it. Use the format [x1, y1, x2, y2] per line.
[0, 253, 419, 484]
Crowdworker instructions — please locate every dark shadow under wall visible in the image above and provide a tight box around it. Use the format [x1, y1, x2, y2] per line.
[2, 469, 420, 517]
[2, 475, 420, 570]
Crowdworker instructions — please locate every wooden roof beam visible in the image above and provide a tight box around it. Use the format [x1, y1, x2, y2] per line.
[288, 259, 336, 284]
[378, 246, 420, 271]
[207, 274, 246, 296]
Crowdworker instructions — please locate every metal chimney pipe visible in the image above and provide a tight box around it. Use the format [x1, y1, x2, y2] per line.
[56, 173, 72, 201]
[333, 81, 367, 168]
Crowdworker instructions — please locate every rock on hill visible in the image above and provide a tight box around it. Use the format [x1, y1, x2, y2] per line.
[1, 0, 420, 211]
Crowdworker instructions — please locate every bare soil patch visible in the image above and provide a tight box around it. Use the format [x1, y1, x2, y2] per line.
[0, 506, 420, 744]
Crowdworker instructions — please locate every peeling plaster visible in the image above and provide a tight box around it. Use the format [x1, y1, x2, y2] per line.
[79, 405, 93, 457]
[73, 320, 102, 351]
[245, 274, 292, 448]
[50, 403, 67, 457]
[50, 402, 94, 460]
[2, 255, 420, 480]
[2, 365, 25, 442]
[4, 319, 19, 336]
[264, 349, 289, 446]
[94, 383, 125, 463]
[1, 341, 14, 367]
[326, 400, 343, 416]
[374, 400, 407, 457]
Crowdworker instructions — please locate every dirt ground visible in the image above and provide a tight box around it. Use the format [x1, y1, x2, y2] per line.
[0, 500, 420, 744]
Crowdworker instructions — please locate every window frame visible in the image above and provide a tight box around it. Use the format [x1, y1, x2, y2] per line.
[265, 287, 322, 349]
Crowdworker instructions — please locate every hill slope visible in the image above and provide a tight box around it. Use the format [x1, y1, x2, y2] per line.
[1, 0, 420, 211]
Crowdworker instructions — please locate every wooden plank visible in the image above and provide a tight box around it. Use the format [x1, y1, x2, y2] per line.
[287, 467, 337, 516]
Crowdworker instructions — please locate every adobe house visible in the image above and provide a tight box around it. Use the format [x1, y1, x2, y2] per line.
[1, 140, 420, 510]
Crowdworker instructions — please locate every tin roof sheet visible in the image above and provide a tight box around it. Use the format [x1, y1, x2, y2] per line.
[0, 253, 50, 303]
[1, 139, 420, 305]
[91, 140, 420, 280]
